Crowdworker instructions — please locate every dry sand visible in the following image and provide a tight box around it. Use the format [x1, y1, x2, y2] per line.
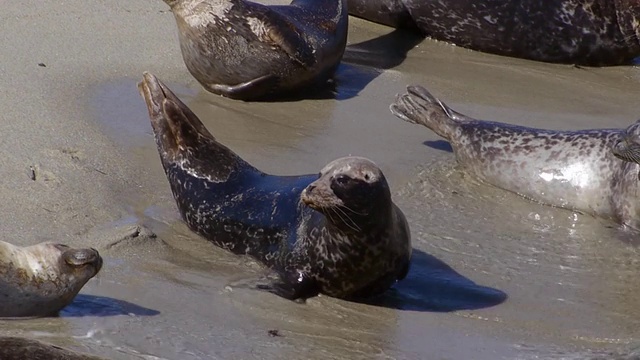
[1, 1, 640, 359]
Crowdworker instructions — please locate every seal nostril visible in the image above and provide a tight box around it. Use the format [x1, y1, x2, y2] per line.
[307, 185, 316, 193]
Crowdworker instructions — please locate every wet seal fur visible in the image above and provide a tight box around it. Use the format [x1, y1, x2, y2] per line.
[0, 337, 104, 360]
[163, 0, 348, 100]
[348, 0, 640, 66]
[0, 241, 102, 317]
[139, 72, 411, 300]
[391, 85, 640, 227]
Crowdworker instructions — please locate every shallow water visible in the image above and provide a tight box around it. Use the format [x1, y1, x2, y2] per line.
[4, 13, 640, 360]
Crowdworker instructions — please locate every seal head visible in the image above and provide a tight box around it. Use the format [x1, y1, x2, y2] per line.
[0, 242, 102, 318]
[162, 0, 348, 100]
[139, 72, 411, 300]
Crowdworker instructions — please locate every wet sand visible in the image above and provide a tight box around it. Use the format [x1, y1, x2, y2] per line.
[2, 1, 640, 359]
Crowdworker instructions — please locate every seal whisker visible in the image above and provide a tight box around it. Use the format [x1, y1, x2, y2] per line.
[331, 207, 362, 232]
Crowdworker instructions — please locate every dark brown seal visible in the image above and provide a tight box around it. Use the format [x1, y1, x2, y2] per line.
[162, 0, 348, 100]
[0, 241, 102, 317]
[0, 337, 104, 360]
[348, 0, 640, 66]
[139, 72, 411, 300]
[391, 85, 640, 227]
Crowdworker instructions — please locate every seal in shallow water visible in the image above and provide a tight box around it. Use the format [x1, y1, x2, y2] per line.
[162, 0, 348, 100]
[390, 85, 640, 227]
[139, 72, 411, 300]
[348, 0, 640, 66]
[0, 241, 102, 317]
[0, 337, 104, 360]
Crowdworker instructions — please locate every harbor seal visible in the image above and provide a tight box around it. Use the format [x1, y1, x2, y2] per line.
[0, 337, 104, 360]
[348, 0, 640, 66]
[390, 85, 640, 227]
[139, 72, 411, 300]
[1, 241, 102, 317]
[162, 0, 348, 100]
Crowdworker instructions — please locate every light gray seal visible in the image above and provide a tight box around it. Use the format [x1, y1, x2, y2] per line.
[0, 241, 102, 317]
[162, 0, 348, 100]
[391, 85, 640, 227]
[139, 72, 411, 300]
[347, 0, 640, 66]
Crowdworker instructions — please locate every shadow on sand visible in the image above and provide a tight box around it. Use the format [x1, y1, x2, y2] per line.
[361, 249, 507, 312]
[60, 294, 160, 317]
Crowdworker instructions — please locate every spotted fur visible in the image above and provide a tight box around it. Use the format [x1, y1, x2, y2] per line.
[140, 73, 411, 300]
[348, 0, 640, 65]
[391, 85, 640, 228]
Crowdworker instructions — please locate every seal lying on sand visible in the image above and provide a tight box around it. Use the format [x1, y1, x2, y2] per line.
[0, 242, 102, 317]
[0, 337, 104, 360]
[391, 85, 640, 227]
[162, 0, 348, 100]
[139, 72, 411, 300]
[348, 0, 640, 66]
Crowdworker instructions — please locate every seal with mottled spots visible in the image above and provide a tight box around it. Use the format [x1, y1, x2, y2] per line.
[391, 85, 640, 227]
[139, 72, 411, 300]
[0, 241, 102, 317]
[162, 0, 348, 100]
[0, 337, 105, 360]
[348, 0, 640, 66]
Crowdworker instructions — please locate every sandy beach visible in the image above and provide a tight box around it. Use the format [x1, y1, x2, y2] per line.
[2, 1, 640, 359]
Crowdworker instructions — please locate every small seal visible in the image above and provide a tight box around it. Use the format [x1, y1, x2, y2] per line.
[139, 72, 411, 300]
[0, 337, 104, 360]
[348, 0, 640, 66]
[162, 0, 348, 100]
[391, 85, 640, 227]
[0, 241, 102, 317]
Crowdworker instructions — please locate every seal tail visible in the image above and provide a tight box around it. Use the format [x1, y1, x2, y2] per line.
[389, 85, 467, 141]
[138, 72, 254, 175]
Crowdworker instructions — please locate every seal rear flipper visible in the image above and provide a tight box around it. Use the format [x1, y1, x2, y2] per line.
[390, 85, 469, 140]
[209, 74, 279, 100]
[139, 72, 256, 178]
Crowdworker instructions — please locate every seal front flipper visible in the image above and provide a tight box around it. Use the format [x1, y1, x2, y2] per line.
[209, 74, 279, 99]
[256, 271, 319, 301]
[138, 72, 256, 179]
[390, 85, 471, 140]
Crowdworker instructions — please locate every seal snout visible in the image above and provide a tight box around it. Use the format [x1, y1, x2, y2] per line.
[62, 248, 102, 271]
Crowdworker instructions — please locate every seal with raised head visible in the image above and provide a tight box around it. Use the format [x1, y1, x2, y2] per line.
[0, 241, 102, 317]
[0, 337, 104, 360]
[390, 85, 640, 227]
[139, 72, 411, 300]
[348, 0, 640, 66]
[161, 0, 348, 100]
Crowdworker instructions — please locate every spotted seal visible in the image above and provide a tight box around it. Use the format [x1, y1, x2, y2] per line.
[0, 337, 104, 360]
[390, 85, 640, 227]
[348, 0, 640, 66]
[139, 72, 411, 300]
[162, 0, 348, 100]
[0, 241, 102, 317]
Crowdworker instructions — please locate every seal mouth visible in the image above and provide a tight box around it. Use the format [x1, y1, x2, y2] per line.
[612, 139, 640, 164]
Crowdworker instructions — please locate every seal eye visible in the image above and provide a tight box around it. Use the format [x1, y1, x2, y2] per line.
[335, 174, 350, 185]
[364, 174, 370, 181]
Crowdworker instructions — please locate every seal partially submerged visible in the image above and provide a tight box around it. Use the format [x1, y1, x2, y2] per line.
[0, 337, 104, 360]
[391, 85, 640, 227]
[139, 72, 411, 300]
[348, 0, 640, 66]
[0, 241, 102, 317]
[162, 0, 348, 100]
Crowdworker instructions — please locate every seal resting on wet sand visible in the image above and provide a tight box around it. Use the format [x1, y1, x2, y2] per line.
[139, 72, 411, 300]
[347, 0, 640, 66]
[390, 85, 640, 227]
[0, 241, 102, 317]
[0, 337, 104, 360]
[161, 0, 348, 100]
